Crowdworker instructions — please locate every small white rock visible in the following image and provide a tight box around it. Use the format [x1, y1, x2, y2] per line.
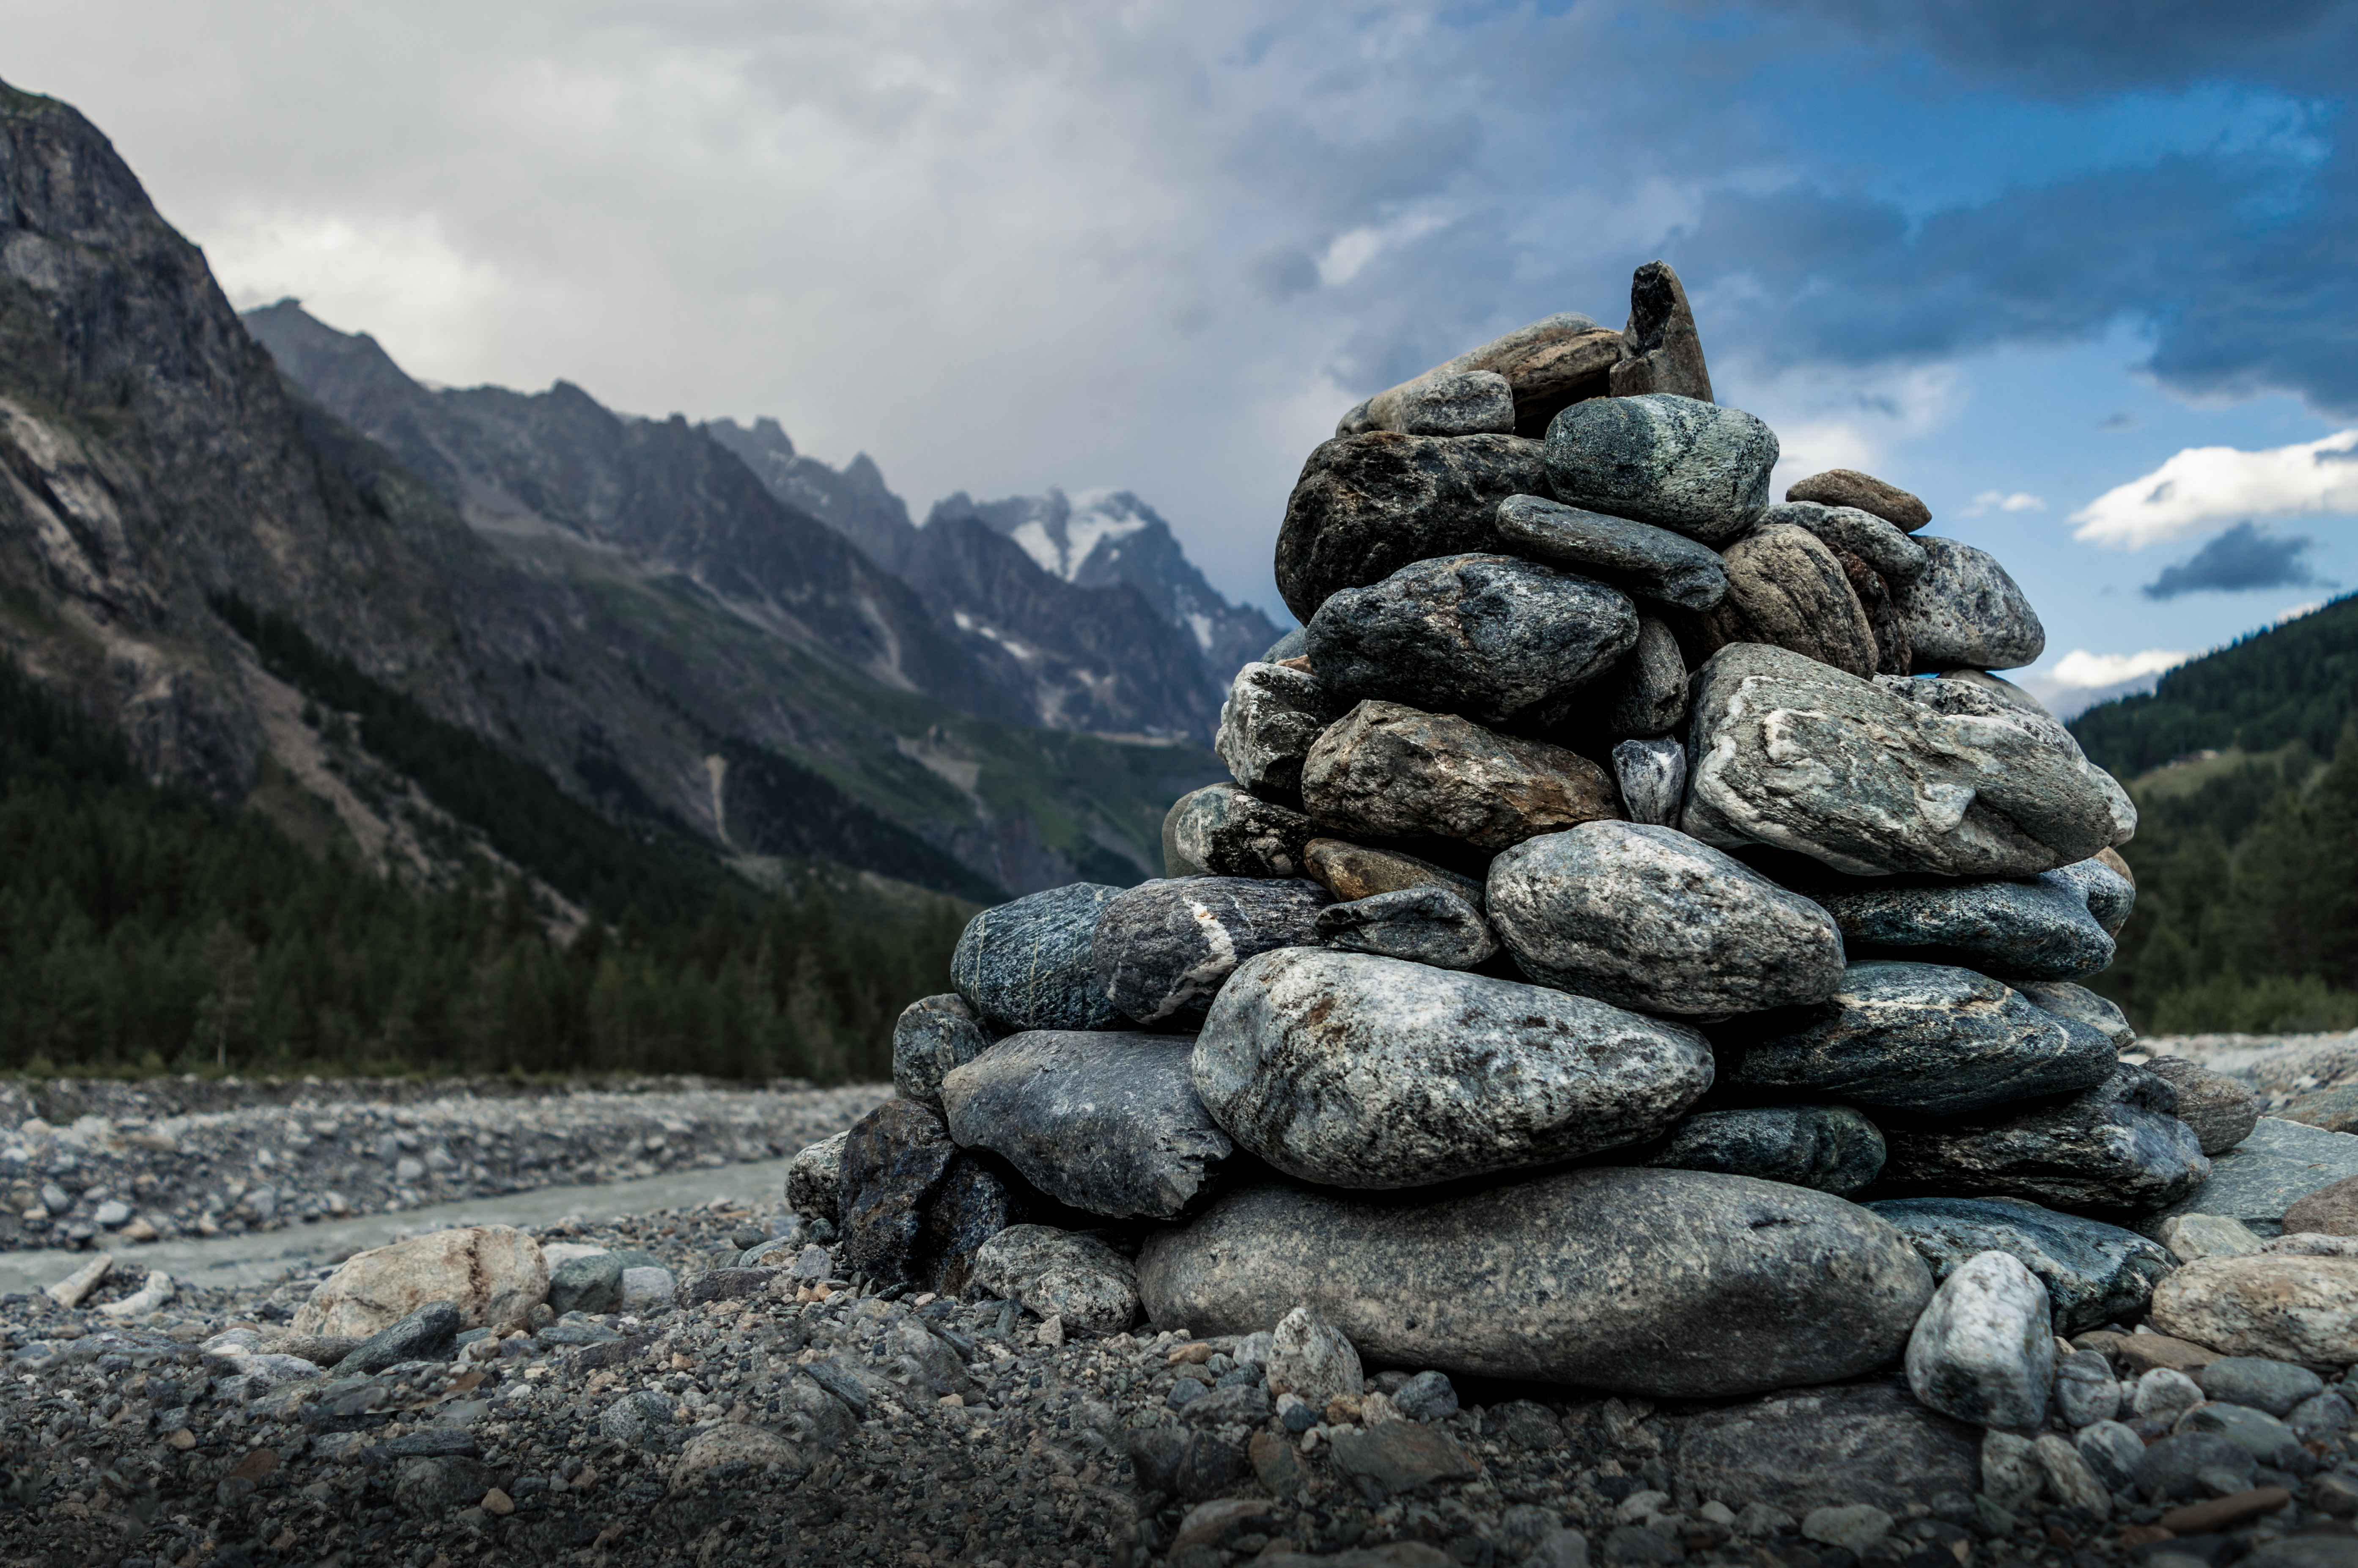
[1614, 1490, 1671, 1525]
[1801, 1504, 1892, 1552]
[1905, 1250, 2055, 1427]
[1981, 1430, 2044, 1510]
[2034, 1433, 2111, 1519]
[2132, 1367, 2204, 1421]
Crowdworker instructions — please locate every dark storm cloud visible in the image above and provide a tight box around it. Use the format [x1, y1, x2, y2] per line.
[2142, 522, 2323, 599]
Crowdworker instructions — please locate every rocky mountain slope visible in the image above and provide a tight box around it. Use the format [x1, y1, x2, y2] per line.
[0, 77, 1215, 909]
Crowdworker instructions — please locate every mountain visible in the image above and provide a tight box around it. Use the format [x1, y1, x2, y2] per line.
[2067, 595, 2358, 1035]
[1, 76, 1216, 915]
[934, 486, 1285, 689]
[703, 416, 918, 572]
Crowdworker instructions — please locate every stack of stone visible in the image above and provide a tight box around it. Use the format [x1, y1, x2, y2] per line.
[799, 261, 2268, 1403]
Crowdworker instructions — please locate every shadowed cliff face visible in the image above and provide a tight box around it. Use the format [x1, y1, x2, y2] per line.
[0, 78, 1213, 898]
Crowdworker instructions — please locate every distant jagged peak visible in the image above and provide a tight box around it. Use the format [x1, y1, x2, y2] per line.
[928, 486, 1164, 583]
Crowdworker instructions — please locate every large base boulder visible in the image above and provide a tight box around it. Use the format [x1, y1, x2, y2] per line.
[1137, 1168, 1933, 1398]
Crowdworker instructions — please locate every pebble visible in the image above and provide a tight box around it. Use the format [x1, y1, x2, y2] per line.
[1801, 1504, 1891, 1552]
[1903, 1249, 2055, 1427]
[2194, 1356, 2326, 1417]
[1610, 737, 1685, 827]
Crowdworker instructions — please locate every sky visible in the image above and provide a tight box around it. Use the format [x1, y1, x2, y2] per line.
[8, 0, 2358, 713]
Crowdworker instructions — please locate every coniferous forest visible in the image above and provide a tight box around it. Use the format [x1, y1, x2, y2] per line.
[0, 656, 967, 1082]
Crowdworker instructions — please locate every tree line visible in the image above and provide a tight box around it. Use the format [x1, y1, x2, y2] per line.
[0, 656, 965, 1082]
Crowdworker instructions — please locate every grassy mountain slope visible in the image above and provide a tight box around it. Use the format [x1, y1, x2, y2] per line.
[2070, 599, 2358, 1033]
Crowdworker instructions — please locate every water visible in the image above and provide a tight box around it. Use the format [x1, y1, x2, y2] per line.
[0, 1156, 793, 1298]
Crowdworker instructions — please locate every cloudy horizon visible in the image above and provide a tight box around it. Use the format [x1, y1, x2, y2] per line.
[7, 0, 2355, 710]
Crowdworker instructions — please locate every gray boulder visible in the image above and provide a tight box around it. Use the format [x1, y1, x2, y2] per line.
[1904, 1250, 2056, 1428]
[1274, 431, 1551, 623]
[839, 1099, 957, 1289]
[2012, 980, 2135, 1050]
[1138, 1167, 1933, 1398]
[1715, 961, 2117, 1115]
[941, 1030, 1232, 1220]
[1867, 1195, 2174, 1335]
[1487, 823, 1846, 1016]
[1192, 948, 1712, 1189]
[952, 883, 1124, 1033]
[547, 1253, 625, 1318]
[1678, 522, 1880, 680]
[2141, 1056, 2261, 1155]
[1307, 554, 1638, 730]
[1669, 1382, 1977, 1516]
[892, 994, 994, 1109]
[788, 1129, 848, 1225]
[1612, 737, 1686, 827]
[1215, 662, 1341, 804]
[1636, 1104, 1884, 1196]
[1090, 876, 1330, 1027]
[973, 1225, 1140, 1335]
[1163, 783, 1318, 880]
[1786, 469, 1931, 532]
[2139, 1117, 2358, 1238]
[1543, 393, 1776, 545]
[1605, 617, 1688, 737]
[1872, 677, 2138, 853]
[1373, 369, 1517, 437]
[1303, 700, 1620, 851]
[1683, 643, 2122, 877]
[1609, 262, 1715, 404]
[1315, 884, 1498, 970]
[1891, 536, 2046, 672]
[1759, 501, 1928, 582]
[2050, 854, 2137, 936]
[1877, 1065, 2212, 1216]
[1494, 494, 1728, 610]
[1803, 873, 2115, 981]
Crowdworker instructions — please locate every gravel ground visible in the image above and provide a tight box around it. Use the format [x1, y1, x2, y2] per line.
[10, 1066, 2358, 1567]
[0, 1077, 889, 1252]
[2139, 1032, 2358, 1112]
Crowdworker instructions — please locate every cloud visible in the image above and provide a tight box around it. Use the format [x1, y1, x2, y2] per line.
[2141, 522, 2323, 598]
[2071, 429, 2358, 546]
[2050, 648, 2195, 686]
[1963, 490, 2045, 516]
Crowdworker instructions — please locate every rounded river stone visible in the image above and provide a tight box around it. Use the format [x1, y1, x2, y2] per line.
[1275, 431, 1551, 623]
[1163, 783, 1317, 879]
[1494, 494, 1729, 610]
[1303, 700, 1621, 851]
[1605, 616, 1688, 737]
[2013, 980, 2134, 1050]
[1313, 884, 1498, 969]
[1543, 393, 1778, 545]
[1303, 838, 1485, 908]
[1876, 1064, 2211, 1216]
[952, 883, 1124, 1033]
[1636, 1104, 1885, 1196]
[1892, 536, 2046, 672]
[941, 1030, 1233, 1221]
[1805, 873, 2116, 981]
[1786, 469, 1931, 532]
[1091, 876, 1331, 1027]
[2141, 1055, 2261, 1155]
[1866, 1194, 2174, 1335]
[1759, 500, 1928, 582]
[1677, 523, 1880, 680]
[892, 993, 994, 1109]
[1215, 662, 1340, 804]
[1613, 736, 1686, 827]
[1716, 961, 2118, 1115]
[1487, 822, 1846, 1016]
[1192, 947, 1713, 1189]
[1136, 1167, 1933, 1398]
[1683, 643, 2121, 878]
[1308, 553, 1639, 730]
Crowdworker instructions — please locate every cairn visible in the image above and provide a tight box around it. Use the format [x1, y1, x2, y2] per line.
[793, 261, 2266, 1415]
